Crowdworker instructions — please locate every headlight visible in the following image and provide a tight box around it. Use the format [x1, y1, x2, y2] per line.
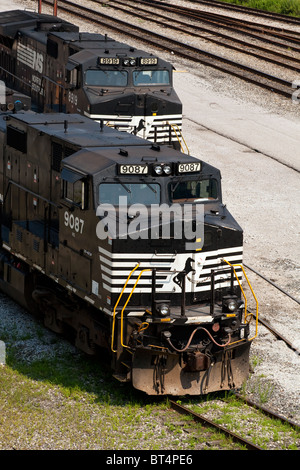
[153, 164, 172, 175]
[158, 303, 170, 316]
[222, 295, 238, 313]
[154, 165, 163, 175]
[159, 304, 170, 317]
[227, 300, 238, 312]
[123, 58, 136, 66]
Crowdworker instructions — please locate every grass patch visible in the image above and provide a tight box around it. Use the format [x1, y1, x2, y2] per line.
[0, 333, 235, 450]
[187, 392, 300, 450]
[0, 301, 298, 450]
[216, 0, 300, 16]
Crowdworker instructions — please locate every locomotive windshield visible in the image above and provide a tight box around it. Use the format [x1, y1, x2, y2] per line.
[170, 178, 218, 203]
[84, 70, 170, 87]
[99, 182, 160, 205]
[84, 70, 128, 86]
[133, 70, 170, 86]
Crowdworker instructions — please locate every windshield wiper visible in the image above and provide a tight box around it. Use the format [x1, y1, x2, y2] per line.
[140, 178, 157, 193]
[171, 177, 183, 193]
[115, 178, 131, 193]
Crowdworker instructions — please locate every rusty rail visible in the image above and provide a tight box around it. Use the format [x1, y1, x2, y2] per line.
[170, 400, 264, 450]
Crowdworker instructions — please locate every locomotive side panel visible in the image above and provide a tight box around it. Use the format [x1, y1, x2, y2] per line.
[58, 175, 94, 296]
[16, 34, 46, 110]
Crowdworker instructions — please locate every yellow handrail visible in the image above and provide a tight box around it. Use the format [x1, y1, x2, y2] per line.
[167, 121, 190, 155]
[111, 263, 140, 352]
[112, 260, 259, 353]
[222, 259, 259, 345]
[120, 269, 151, 348]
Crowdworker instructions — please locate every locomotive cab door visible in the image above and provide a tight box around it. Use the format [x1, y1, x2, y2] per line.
[58, 169, 92, 294]
[47, 83, 64, 113]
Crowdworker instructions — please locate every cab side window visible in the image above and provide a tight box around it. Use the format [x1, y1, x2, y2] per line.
[61, 168, 88, 209]
[65, 180, 83, 206]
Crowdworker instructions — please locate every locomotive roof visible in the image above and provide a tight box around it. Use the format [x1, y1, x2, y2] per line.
[49, 31, 123, 48]
[51, 32, 158, 57]
[4, 112, 218, 179]
[62, 144, 219, 183]
[7, 112, 148, 148]
[0, 10, 77, 38]
[0, 10, 159, 55]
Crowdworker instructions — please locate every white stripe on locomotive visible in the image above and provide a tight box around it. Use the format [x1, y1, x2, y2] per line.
[98, 246, 243, 294]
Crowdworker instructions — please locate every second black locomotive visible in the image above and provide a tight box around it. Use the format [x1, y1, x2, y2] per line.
[0, 9, 183, 148]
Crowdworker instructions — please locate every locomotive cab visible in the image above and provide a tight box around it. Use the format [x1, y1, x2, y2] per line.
[65, 46, 181, 146]
[60, 142, 253, 395]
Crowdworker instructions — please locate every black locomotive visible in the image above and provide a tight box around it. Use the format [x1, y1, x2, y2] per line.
[0, 111, 258, 395]
[0, 9, 182, 148]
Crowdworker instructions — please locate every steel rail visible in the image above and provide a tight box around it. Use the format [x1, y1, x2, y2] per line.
[42, 0, 295, 98]
[106, 0, 300, 73]
[170, 400, 264, 450]
[140, 0, 300, 42]
[171, 396, 300, 450]
[165, 10, 300, 52]
[244, 264, 300, 306]
[256, 315, 300, 354]
[93, 0, 300, 54]
[242, 264, 300, 354]
[241, 263, 300, 354]
[233, 392, 300, 431]
[185, 0, 300, 25]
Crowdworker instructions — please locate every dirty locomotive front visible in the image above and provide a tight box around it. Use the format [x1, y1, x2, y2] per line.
[0, 9, 182, 148]
[0, 112, 258, 395]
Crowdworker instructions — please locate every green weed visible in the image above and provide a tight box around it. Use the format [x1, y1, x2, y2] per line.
[218, 0, 300, 17]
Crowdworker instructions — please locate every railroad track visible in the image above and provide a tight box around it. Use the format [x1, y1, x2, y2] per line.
[243, 264, 300, 354]
[245, 263, 300, 307]
[139, 0, 300, 43]
[42, 0, 297, 98]
[184, 0, 300, 25]
[170, 394, 300, 450]
[107, 0, 300, 43]
[105, 0, 300, 73]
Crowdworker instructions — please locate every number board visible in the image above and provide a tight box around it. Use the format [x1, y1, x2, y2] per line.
[98, 57, 120, 65]
[178, 162, 201, 173]
[119, 164, 148, 174]
[140, 57, 158, 65]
